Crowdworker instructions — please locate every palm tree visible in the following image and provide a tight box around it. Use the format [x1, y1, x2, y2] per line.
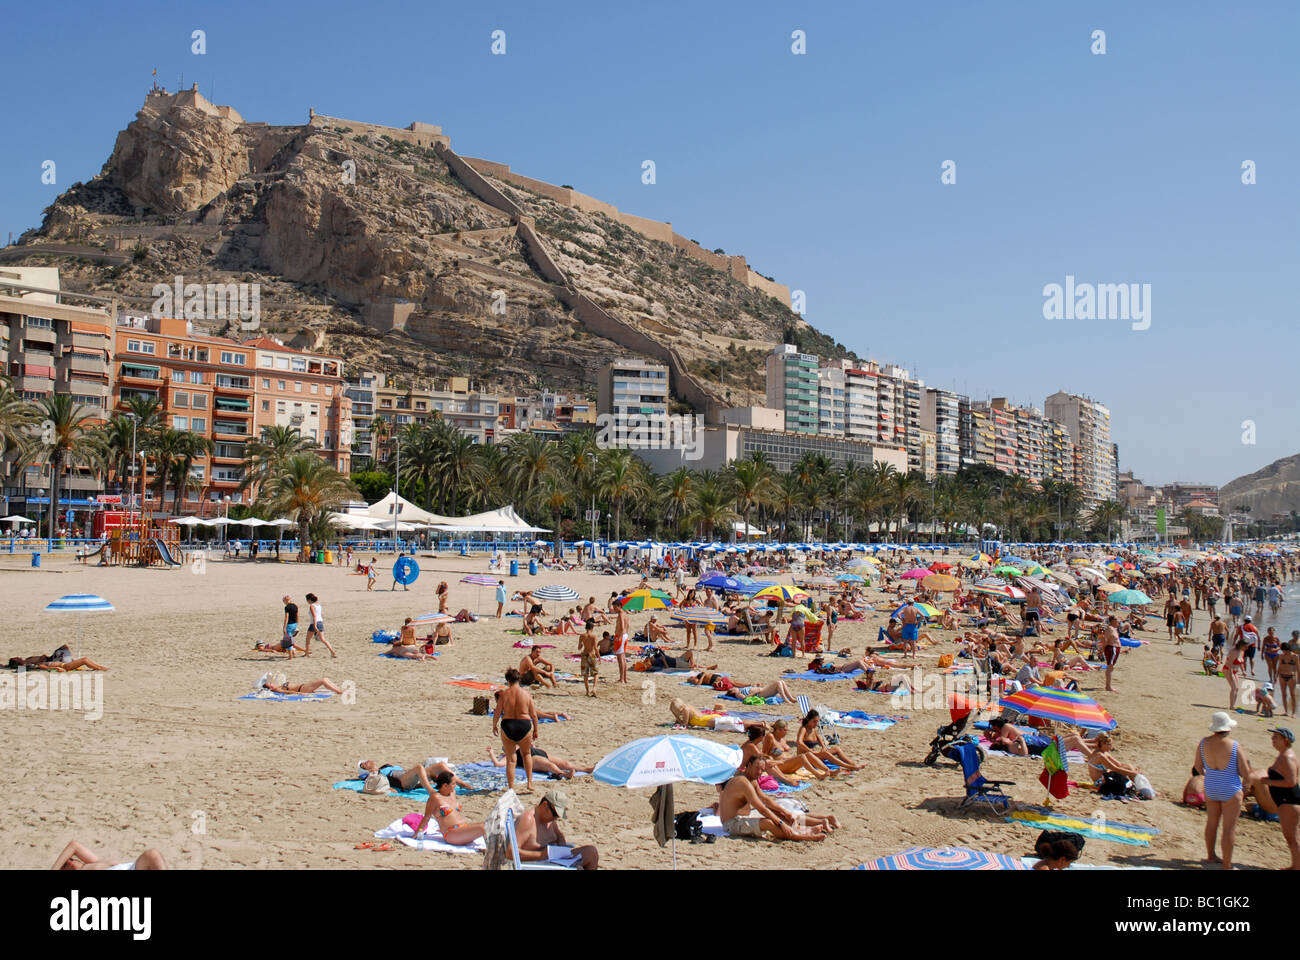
[32, 395, 102, 538]
[171, 432, 214, 514]
[239, 425, 316, 497]
[888, 471, 922, 542]
[438, 429, 487, 516]
[730, 457, 774, 543]
[531, 469, 572, 556]
[686, 471, 737, 541]
[0, 376, 35, 457]
[504, 432, 554, 508]
[774, 472, 802, 540]
[261, 454, 357, 560]
[660, 467, 694, 536]
[596, 448, 650, 541]
[1086, 500, 1126, 541]
[849, 469, 888, 540]
[147, 428, 188, 510]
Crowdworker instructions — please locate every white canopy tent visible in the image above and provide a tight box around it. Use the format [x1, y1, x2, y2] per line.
[425, 505, 550, 535]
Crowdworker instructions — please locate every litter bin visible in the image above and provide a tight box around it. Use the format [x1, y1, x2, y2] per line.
[459, 544, 467, 557]
[316, 549, 326, 564]
[528, 558, 538, 576]
[31, 552, 41, 568]
[509, 559, 519, 577]
[324, 549, 333, 564]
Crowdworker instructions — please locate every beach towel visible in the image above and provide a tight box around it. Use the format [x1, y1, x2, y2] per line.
[381, 652, 437, 661]
[445, 679, 499, 691]
[1005, 805, 1159, 846]
[822, 710, 903, 731]
[697, 810, 726, 837]
[373, 816, 485, 854]
[781, 668, 864, 683]
[761, 778, 811, 795]
[715, 692, 785, 705]
[239, 691, 333, 702]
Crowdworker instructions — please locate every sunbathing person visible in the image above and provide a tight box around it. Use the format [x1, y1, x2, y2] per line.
[7, 645, 104, 670]
[581, 598, 609, 625]
[413, 772, 487, 844]
[492, 688, 568, 722]
[686, 671, 797, 703]
[261, 676, 344, 695]
[643, 648, 712, 671]
[485, 745, 590, 780]
[670, 697, 730, 730]
[804, 655, 863, 675]
[645, 615, 672, 645]
[717, 755, 827, 841]
[33, 654, 109, 672]
[855, 667, 910, 693]
[359, 758, 469, 792]
[796, 711, 863, 770]
[987, 717, 1050, 756]
[52, 840, 166, 871]
[520, 646, 557, 688]
[762, 719, 834, 780]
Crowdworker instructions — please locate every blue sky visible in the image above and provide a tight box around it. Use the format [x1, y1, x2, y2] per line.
[3, 0, 1296, 486]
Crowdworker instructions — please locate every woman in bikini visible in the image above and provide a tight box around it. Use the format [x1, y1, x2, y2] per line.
[1246, 726, 1300, 869]
[1192, 712, 1252, 870]
[436, 582, 450, 615]
[1279, 643, 1300, 717]
[686, 671, 797, 704]
[413, 772, 485, 844]
[359, 758, 469, 792]
[796, 711, 863, 771]
[52, 841, 166, 871]
[485, 744, 590, 780]
[1225, 640, 1248, 711]
[761, 719, 834, 780]
[1074, 732, 1141, 796]
[1263, 628, 1283, 684]
[261, 676, 344, 695]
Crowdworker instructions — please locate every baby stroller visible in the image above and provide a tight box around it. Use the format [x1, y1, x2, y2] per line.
[923, 693, 984, 766]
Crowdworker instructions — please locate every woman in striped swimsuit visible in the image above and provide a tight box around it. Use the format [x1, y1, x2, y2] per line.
[1192, 713, 1252, 870]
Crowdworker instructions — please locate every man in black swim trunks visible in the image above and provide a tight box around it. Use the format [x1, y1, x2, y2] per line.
[492, 669, 540, 793]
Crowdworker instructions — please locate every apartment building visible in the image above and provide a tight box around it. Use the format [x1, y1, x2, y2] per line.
[765, 345, 819, 435]
[598, 358, 670, 445]
[371, 373, 504, 446]
[0, 280, 114, 503]
[246, 338, 352, 475]
[344, 374, 377, 461]
[113, 314, 254, 506]
[921, 387, 963, 476]
[504, 391, 596, 432]
[817, 366, 846, 436]
[1045, 391, 1117, 504]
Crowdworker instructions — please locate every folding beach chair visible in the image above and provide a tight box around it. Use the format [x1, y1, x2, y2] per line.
[506, 809, 577, 871]
[796, 695, 838, 745]
[949, 741, 1015, 814]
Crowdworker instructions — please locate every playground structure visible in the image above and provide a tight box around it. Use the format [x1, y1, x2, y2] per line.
[102, 512, 181, 567]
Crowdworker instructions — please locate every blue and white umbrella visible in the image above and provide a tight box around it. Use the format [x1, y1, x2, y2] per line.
[44, 594, 114, 658]
[533, 584, 580, 602]
[593, 735, 743, 788]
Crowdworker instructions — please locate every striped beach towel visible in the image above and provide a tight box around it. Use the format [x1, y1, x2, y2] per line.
[1005, 805, 1160, 846]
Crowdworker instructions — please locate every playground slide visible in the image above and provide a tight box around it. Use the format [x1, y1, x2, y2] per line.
[152, 538, 182, 566]
[83, 542, 107, 560]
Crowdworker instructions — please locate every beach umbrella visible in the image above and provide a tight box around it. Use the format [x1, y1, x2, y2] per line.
[1108, 589, 1152, 606]
[922, 573, 959, 592]
[836, 573, 866, 584]
[1, 515, 35, 525]
[753, 585, 809, 603]
[1075, 566, 1109, 584]
[1095, 582, 1124, 595]
[971, 581, 1025, 601]
[1022, 563, 1048, 577]
[958, 558, 985, 569]
[891, 601, 941, 620]
[928, 561, 953, 571]
[999, 685, 1117, 731]
[533, 584, 581, 603]
[619, 589, 674, 612]
[594, 735, 742, 788]
[697, 573, 742, 592]
[408, 612, 454, 627]
[461, 574, 498, 586]
[44, 593, 114, 659]
[968, 552, 992, 564]
[1045, 569, 1079, 588]
[900, 568, 931, 579]
[992, 565, 1023, 577]
[804, 575, 839, 589]
[859, 846, 1029, 871]
[670, 607, 729, 626]
[851, 559, 881, 571]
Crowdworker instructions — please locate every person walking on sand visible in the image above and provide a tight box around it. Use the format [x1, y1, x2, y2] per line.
[613, 597, 631, 684]
[1100, 616, 1120, 692]
[577, 620, 600, 697]
[280, 595, 305, 658]
[366, 558, 376, 592]
[496, 579, 507, 619]
[492, 669, 540, 793]
[1192, 713, 1251, 870]
[303, 593, 335, 658]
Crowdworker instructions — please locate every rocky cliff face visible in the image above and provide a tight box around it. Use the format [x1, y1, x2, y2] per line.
[12, 90, 852, 403]
[1220, 454, 1300, 518]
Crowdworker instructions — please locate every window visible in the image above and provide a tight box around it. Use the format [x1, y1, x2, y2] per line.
[262, 379, 270, 389]
[308, 429, 317, 441]
[276, 401, 286, 412]
[190, 417, 206, 432]
[276, 357, 290, 370]
[126, 339, 155, 354]
[173, 392, 190, 408]
[325, 386, 332, 396]
[171, 368, 184, 382]
[260, 355, 273, 368]
[25, 316, 53, 330]
[190, 465, 205, 480]
[310, 384, 318, 394]
[173, 416, 189, 430]
[195, 349, 208, 363]
[219, 351, 246, 366]
[294, 382, 302, 393]
[290, 358, 306, 372]
[191, 394, 207, 410]
[261, 400, 270, 411]
[277, 380, 286, 391]
[190, 371, 203, 384]
[310, 405, 319, 415]
[168, 344, 182, 358]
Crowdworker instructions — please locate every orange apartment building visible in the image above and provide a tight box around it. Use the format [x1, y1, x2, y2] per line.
[114, 314, 256, 512]
[245, 337, 352, 475]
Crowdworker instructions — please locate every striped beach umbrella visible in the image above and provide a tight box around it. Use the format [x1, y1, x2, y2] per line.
[593, 735, 742, 788]
[859, 846, 1029, 871]
[619, 589, 675, 612]
[968, 552, 992, 564]
[971, 581, 1026, 601]
[460, 574, 498, 586]
[922, 573, 959, 592]
[533, 584, 581, 602]
[44, 593, 114, 659]
[999, 685, 1117, 731]
[753, 585, 809, 603]
[836, 573, 866, 584]
[409, 612, 454, 627]
[891, 602, 941, 620]
[670, 607, 729, 626]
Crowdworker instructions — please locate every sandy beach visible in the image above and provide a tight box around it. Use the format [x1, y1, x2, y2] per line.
[2, 549, 1295, 871]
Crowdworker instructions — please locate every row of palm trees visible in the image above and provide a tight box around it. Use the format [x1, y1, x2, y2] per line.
[368, 418, 1130, 546]
[0, 380, 357, 556]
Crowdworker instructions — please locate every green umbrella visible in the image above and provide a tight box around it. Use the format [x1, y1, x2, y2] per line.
[992, 565, 1023, 577]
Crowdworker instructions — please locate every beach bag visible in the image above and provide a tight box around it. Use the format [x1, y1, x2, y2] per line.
[1131, 773, 1155, 800]
[1098, 772, 1130, 798]
[714, 716, 745, 733]
[770, 643, 794, 658]
[471, 696, 491, 716]
[362, 774, 391, 795]
[674, 811, 702, 840]
[938, 653, 954, 668]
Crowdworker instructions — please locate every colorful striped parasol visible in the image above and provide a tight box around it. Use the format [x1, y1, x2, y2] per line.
[999, 685, 1117, 730]
[618, 589, 675, 612]
[669, 607, 729, 626]
[859, 846, 1029, 871]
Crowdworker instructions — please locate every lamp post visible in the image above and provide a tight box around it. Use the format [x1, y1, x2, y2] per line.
[222, 495, 231, 545]
[392, 438, 400, 555]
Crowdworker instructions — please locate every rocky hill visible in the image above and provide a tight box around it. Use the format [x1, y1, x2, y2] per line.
[1220, 453, 1300, 519]
[6, 87, 855, 408]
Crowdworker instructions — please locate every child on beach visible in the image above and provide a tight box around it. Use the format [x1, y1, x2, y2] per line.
[366, 559, 377, 591]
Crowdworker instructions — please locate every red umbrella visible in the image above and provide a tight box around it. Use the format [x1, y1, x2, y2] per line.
[929, 561, 953, 571]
